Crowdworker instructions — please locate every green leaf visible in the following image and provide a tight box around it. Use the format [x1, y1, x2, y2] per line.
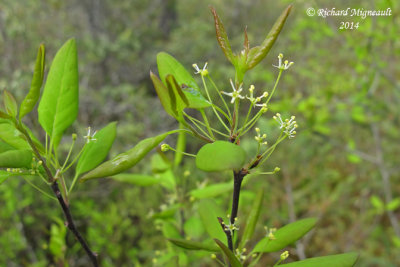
[150, 71, 187, 118]
[168, 238, 219, 252]
[198, 199, 226, 241]
[210, 7, 235, 64]
[387, 198, 400, 211]
[156, 52, 211, 109]
[0, 142, 16, 153]
[279, 252, 359, 267]
[240, 189, 264, 249]
[157, 52, 200, 91]
[196, 141, 246, 172]
[190, 182, 231, 199]
[182, 86, 211, 109]
[0, 110, 12, 120]
[246, 5, 292, 70]
[80, 130, 183, 181]
[214, 239, 243, 267]
[3, 90, 18, 118]
[75, 122, 117, 177]
[38, 38, 79, 148]
[0, 149, 32, 168]
[151, 153, 171, 173]
[162, 221, 181, 239]
[253, 218, 317, 253]
[150, 71, 175, 117]
[157, 169, 176, 190]
[370, 195, 384, 211]
[0, 122, 30, 150]
[152, 204, 180, 219]
[20, 44, 45, 119]
[165, 74, 189, 114]
[111, 174, 160, 186]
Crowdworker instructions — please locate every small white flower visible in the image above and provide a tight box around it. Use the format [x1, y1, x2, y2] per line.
[273, 53, 294, 70]
[273, 113, 298, 139]
[246, 85, 268, 107]
[192, 62, 208, 76]
[223, 215, 239, 235]
[221, 79, 244, 104]
[84, 127, 97, 143]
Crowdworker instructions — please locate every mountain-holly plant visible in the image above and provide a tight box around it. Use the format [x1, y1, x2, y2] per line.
[143, 5, 357, 266]
[82, 4, 359, 266]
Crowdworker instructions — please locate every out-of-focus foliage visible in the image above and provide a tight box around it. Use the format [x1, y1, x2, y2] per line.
[0, 0, 399, 266]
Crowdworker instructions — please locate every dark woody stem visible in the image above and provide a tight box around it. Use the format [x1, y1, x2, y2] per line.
[218, 169, 247, 253]
[18, 124, 99, 266]
[230, 170, 245, 225]
[218, 217, 233, 251]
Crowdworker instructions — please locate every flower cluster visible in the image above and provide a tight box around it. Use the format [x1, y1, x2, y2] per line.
[273, 113, 298, 139]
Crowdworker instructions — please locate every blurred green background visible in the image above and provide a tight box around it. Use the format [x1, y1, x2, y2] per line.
[0, 0, 399, 266]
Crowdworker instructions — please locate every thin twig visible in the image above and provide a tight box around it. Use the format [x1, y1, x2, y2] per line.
[18, 124, 99, 266]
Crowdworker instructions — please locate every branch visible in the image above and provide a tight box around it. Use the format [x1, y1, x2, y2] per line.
[18, 124, 99, 266]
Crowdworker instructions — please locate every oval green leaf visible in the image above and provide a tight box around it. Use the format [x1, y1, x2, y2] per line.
[157, 52, 200, 91]
[253, 218, 317, 253]
[38, 38, 78, 148]
[75, 122, 117, 177]
[80, 130, 182, 181]
[168, 238, 219, 252]
[157, 52, 210, 109]
[279, 252, 359, 267]
[182, 87, 211, 109]
[20, 44, 45, 119]
[196, 141, 246, 172]
[0, 122, 30, 150]
[0, 149, 32, 168]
